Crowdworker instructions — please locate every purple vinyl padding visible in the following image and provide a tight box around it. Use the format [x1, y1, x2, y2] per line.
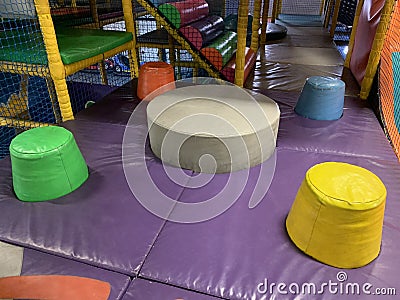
[259, 90, 397, 161]
[0, 117, 186, 275]
[123, 278, 220, 299]
[20, 247, 130, 300]
[140, 148, 400, 299]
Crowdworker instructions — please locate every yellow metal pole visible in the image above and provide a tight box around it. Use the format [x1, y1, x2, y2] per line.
[324, 0, 334, 28]
[45, 76, 62, 123]
[260, 0, 270, 44]
[156, 20, 164, 61]
[319, 0, 326, 15]
[168, 34, 179, 79]
[235, 0, 249, 87]
[135, 0, 221, 78]
[122, 0, 140, 78]
[0, 117, 51, 128]
[90, 0, 100, 28]
[90, 0, 109, 84]
[277, 0, 282, 15]
[251, 0, 262, 52]
[99, 61, 109, 85]
[330, 0, 341, 38]
[34, 0, 74, 121]
[271, 0, 278, 23]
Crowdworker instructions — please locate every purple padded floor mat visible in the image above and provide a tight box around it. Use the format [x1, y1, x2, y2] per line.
[124, 278, 220, 299]
[260, 90, 397, 161]
[246, 62, 343, 92]
[0, 117, 186, 275]
[140, 148, 400, 300]
[75, 80, 139, 125]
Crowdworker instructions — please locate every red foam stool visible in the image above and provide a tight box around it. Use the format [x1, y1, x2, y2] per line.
[137, 62, 175, 101]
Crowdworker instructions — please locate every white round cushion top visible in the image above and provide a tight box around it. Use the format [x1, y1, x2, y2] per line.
[147, 84, 280, 173]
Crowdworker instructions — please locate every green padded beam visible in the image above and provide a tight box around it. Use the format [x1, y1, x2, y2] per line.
[0, 27, 132, 65]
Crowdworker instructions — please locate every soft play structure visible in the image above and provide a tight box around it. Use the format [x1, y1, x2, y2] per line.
[0, 0, 137, 123]
[135, 0, 264, 85]
[0, 0, 140, 158]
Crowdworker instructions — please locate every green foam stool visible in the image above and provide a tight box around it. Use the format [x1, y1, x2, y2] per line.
[10, 126, 88, 202]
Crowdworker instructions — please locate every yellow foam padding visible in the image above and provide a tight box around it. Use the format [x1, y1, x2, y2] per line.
[286, 162, 386, 269]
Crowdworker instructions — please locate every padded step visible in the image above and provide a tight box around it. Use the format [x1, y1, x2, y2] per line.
[56, 28, 133, 65]
[0, 27, 133, 65]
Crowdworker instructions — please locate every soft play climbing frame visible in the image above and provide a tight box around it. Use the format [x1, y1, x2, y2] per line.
[134, 0, 262, 85]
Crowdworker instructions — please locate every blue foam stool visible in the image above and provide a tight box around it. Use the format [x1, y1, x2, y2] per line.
[295, 76, 345, 121]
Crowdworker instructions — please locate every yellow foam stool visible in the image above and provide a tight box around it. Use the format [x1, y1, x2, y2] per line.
[286, 162, 386, 268]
